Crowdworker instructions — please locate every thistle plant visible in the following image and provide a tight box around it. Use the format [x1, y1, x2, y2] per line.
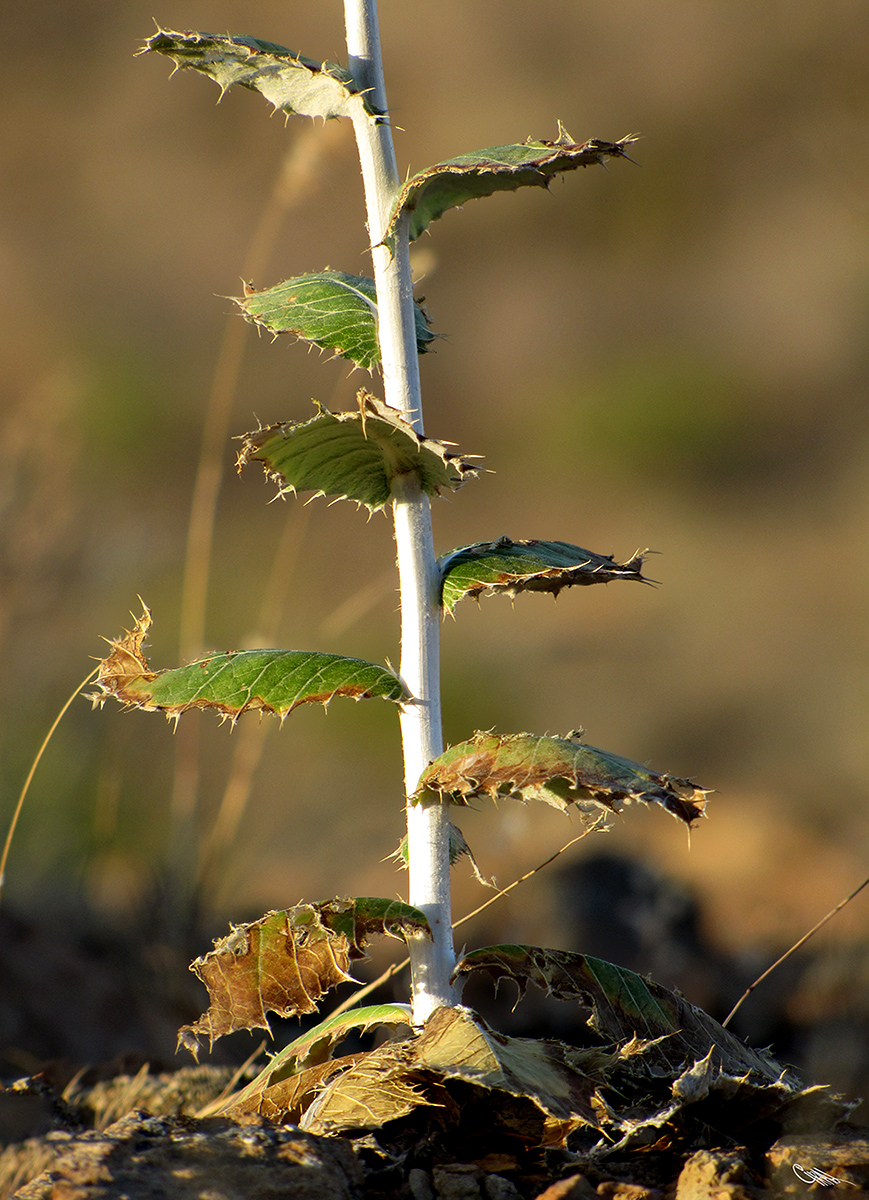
[88, 0, 836, 1145]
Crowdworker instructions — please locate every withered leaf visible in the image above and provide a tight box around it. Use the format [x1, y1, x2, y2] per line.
[178, 899, 430, 1056]
[452, 947, 851, 1148]
[297, 1006, 601, 1141]
[453, 946, 780, 1078]
[416, 731, 709, 828]
[220, 1004, 413, 1119]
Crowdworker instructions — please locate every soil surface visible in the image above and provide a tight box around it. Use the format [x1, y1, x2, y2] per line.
[2, 1065, 869, 1198]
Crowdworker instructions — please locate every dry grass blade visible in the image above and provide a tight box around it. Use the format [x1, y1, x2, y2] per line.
[721, 873, 869, 1028]
[0, 666, 99, 905]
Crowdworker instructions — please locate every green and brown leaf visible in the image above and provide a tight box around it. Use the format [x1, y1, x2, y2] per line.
[416, 731, 709, 827]
[92, 605, 408, 722]
[238, 391, 480, 513]
[439, 537, 649, 614]
[454, 946, 779, 1077]
[178, 899, 430, 1056]
[450, 947, 847, 1149]
[219, 1004, 413, 1119]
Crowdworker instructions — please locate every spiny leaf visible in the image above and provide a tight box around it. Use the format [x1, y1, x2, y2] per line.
[453, 946, 782, 1078]
[92, 605, 408, 723]
[416, 731, 709, 827]
[238, 391, 480, 513]
[222, 1003, 412, 1119]
[439, 537, 649, 614]
[235, 271, 436, 371]
[451, 948, 850, 1148]
[178, 899, 430, 1056]
[142, 28, 378, 121]
[299, 1005, 611, 1141]
[389, 129, 638, 244]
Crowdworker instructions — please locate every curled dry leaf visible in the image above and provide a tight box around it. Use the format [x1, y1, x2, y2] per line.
[91, 604, 408, 723]
[221, 1003, 413, 1119]
[417, 731, 709, 828]
[453, 945, 780, 1078]
[178, 899, 430, 1057]
[295, 1005, 604, 1141]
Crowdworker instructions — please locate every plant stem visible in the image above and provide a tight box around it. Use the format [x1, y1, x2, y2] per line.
[344, 0, 457, 1022]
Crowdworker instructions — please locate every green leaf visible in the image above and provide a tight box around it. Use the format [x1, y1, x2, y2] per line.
[143, 27, 377, 121]
[416, 731, 709, 827]
[439, 537, 649, 614]
[92, 605, 408, 722]
[238, 391, 480, 513]
[222, 1004, 413, 1118]
[388, 128, 637, 244]
[177, 899, 430, 1055]
[235, 272, 436, 371]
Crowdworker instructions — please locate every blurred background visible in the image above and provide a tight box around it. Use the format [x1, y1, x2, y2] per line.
[1, 0, 868, 1108]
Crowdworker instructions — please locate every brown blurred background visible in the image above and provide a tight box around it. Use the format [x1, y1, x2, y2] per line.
[1, 0, 868, 1103]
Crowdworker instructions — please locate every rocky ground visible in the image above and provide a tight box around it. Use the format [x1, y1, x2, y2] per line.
[2, 1064, 869, 1198]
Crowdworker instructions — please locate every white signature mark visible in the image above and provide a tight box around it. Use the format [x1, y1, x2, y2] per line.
[793, 1164, 859, 1188]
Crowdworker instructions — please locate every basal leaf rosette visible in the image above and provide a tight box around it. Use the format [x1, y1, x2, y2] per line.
[235, 271, 436, 371]
[439, 536, 649, 614]
[92, 605, 408, 722]
[238, 391, 481, 512]
[416, 731, 708, 828]
[389, 128, 638, 243]
[212, 954, 846, 1140]
[143, 28, 378, 121]
[178, 898, 430, 1056]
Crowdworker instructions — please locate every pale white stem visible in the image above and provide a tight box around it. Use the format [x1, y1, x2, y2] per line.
[392, 474, 457, 1022]
[344, 0, 457, 1021]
